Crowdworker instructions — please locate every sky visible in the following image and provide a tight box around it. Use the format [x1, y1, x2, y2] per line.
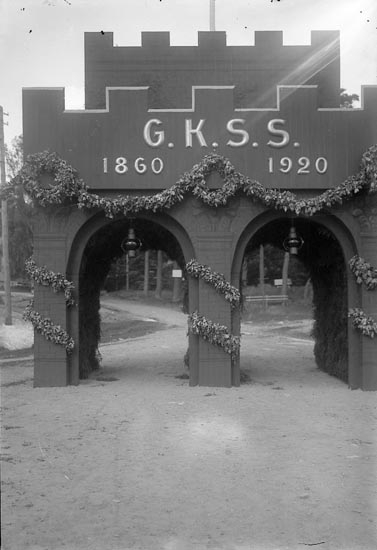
[1, 0, 376, 146]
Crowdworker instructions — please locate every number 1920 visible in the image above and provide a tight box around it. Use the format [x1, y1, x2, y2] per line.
[268, 156, 328, 174]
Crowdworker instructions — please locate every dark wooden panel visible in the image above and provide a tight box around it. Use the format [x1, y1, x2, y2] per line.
[23, 85, 377, 191]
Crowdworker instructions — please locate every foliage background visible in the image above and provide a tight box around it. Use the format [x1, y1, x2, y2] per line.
[3, 136, 33, 280]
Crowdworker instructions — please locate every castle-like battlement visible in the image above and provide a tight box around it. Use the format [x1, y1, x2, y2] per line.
[84, 30, 341, 111]
[85, 29, 339, 51]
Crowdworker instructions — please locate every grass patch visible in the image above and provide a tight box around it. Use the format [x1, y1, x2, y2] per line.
[2, 379, 33, 388]
[100, 318, 166, 344]
[0, 347, 33, 360]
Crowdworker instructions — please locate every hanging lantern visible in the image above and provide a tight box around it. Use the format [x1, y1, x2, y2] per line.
[283, 223, 304, 255]
[121, 226, 141, 258]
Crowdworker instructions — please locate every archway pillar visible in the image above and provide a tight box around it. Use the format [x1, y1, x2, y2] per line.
[32, 230, 70, 387]
[194, 234, 233, 387]
[359, 235, 377, 390]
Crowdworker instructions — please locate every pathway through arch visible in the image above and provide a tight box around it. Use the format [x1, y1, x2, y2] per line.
[98, 296, 318, 388]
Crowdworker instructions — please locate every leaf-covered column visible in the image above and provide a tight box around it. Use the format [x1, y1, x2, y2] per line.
[349, 242, 377, 389]
[186, 250, 241, 387]
[28, 211, 72, 386]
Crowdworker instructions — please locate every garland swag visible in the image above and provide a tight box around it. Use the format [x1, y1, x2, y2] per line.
[188, 312, 240, 359]
[25, 257, 75, 305]
[24, 258, 76, 352]
[349, 255, 377, 291]
[348, 308, 377, 338]
[186, 259, 240, 308]
[348, 255, 377, 338]
[23, 300, 75, 353]
[2, 145, 376, 217]
[186, 260, 241, 358]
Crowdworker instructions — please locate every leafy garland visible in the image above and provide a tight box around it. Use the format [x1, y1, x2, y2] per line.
[188, 312, 240, 359]
[349, 255, 377, 291]
[1, 152, 87, 207]
[348, 255, 377, 337]
[25, 257, 75, 305]
[348, 308, 377, 338]
[23, 300, 75, 353]
[186, 259, 240, 308]
[23, 258, 76, 352]
[2, 145, 376, 218]
[186, 260, 241, 358]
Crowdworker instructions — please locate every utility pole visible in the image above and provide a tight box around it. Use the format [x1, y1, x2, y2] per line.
[209, 0, 216, 31]
[0, 105, 12, 325]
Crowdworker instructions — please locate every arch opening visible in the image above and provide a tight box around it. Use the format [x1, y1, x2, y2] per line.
[233, 216, 353, 386]
[76, 216, 192, 381]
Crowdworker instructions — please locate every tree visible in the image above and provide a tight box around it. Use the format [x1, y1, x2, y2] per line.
[143, 250, 150, 296]
[259, 244, 265, 294]
[5, 135, 23, 178]
[244, 244, 309, 286]
[3, 135, 33, 280]
[281, 251, 289, 296]
[340, 88, 359, 109]
[155, 249, 163, 299]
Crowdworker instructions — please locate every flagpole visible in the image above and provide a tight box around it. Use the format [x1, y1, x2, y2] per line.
[210, 0, 216, 31]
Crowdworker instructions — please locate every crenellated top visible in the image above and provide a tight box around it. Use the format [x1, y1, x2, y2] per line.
[84, 30, 341, 111]
[84, 29, 339, 50]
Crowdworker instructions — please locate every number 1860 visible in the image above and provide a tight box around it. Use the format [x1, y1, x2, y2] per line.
[268, 156, 328, 174]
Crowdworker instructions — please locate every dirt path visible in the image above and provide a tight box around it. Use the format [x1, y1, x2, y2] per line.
[100, 295, 187, 328]
[1, 301, 377, 550]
